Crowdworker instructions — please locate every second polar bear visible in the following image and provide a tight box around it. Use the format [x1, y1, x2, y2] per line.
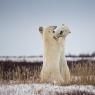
[55, 24, 71, 84]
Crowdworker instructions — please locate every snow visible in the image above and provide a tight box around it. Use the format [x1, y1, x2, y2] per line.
[66, 56, 95, 61]
[0, 83, 95, 95]
[0, 56, 43, 63]
[0, 56, 95, 63]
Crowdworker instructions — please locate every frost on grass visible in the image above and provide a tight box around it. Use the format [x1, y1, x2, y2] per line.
[0, 83, 95, 95]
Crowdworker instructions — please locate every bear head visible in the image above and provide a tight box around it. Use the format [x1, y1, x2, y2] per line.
[54, 24, 71, 39]
[39, 26, 58, 40]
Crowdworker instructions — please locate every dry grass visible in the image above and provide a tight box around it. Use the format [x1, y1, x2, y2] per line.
[0, 58, 95, 85]
[68, 60, 95, 85]
[0, 61, 42, 84]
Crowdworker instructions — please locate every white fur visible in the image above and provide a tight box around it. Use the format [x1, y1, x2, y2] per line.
[57, 24, 71, 83]
[39, 25, 71, 85]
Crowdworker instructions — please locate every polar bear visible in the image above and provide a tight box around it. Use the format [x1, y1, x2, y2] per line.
[55, 24, 71, 84]
[39, 25, 71, 85]
[39, 25, 64, 85]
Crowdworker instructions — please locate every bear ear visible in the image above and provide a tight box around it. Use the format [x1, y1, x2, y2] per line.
[39, 27, 43, 34]
[62, 24, 65, 26]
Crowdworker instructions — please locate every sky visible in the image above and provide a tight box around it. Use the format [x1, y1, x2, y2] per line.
[0, 0, 95, 56]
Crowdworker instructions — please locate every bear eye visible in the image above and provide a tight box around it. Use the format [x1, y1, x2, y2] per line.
[60, 31, 63, 35]
[52, 31, 55, 33]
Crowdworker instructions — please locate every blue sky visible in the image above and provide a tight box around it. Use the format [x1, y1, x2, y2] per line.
[0, 0, 95, 56]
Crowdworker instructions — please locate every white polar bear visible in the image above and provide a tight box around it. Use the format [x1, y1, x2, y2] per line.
[39, 25, 71, 85]
[39, 26, 64, 85]
[55, 24, 71, 84]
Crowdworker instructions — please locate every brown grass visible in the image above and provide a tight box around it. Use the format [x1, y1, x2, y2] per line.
[0, 58, 95, 85]
[68, 60, 95, 85]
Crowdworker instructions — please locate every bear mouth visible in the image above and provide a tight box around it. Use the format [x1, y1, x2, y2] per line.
[53, 35, 64, 40]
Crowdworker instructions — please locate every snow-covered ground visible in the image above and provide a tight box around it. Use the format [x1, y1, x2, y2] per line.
[0, 56, 43, 63]
[0, 56, 95, 62]
[0, 83, 95, 95]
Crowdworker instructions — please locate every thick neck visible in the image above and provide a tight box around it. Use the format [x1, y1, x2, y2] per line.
[43, 37, 60, 65]
[58, 37, 65, 55]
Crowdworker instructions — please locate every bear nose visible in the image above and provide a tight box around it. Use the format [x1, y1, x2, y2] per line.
[60, 31, 63, 35]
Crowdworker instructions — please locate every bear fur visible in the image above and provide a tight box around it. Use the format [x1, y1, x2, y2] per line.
[39, 25, 71, 85]
[56, 24, 71, 84]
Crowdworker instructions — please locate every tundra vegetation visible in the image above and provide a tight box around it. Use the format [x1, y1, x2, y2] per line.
[0, 55, 95, 85]
[0, 55, 95, 95]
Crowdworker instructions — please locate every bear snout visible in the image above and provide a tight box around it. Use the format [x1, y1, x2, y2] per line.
[60, 31, 63, 35]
